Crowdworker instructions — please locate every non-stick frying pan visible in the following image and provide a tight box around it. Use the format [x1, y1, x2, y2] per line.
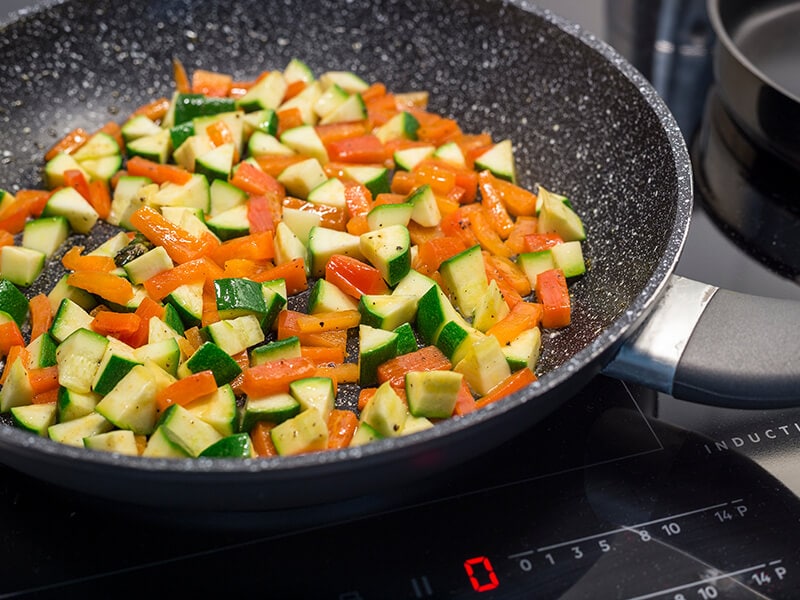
[1, 0, 799, 511]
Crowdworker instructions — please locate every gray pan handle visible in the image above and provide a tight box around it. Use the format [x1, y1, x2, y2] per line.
[602, 275, 800, 408]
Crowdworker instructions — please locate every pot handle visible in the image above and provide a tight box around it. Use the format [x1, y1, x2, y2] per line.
[602, 275, 800, 408]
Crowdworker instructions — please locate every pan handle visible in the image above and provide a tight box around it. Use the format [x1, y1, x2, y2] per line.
[602, 275, 800, 408]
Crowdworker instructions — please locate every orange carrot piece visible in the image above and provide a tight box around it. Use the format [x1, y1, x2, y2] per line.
[91, 310, 142, 337]
[316, 121, 369, 147]
[505, 216, 539, 255]
[250, 421, 279, 457]
[142, 256, 223, 300]
[358, 387, 377, 411]
[415, 236, 466, 275]
[0, 346, 26, 384]
[276, 107, 305, 136]
[250, 257, 307, 293]
[314, 362, 358, 384]
[536, 269, 571, 329]
[191, 69, 233, 97]
[453, 378, 477, 416]
[484, 252, 532, 296]
[97, 121, 124, 153]
[377, 346, 452, 390]
[45, 127, 89, 161]
[486, 302, 543, 346]
[229, 162, 281, 196]
[247, 195, 276, 234]
[327, 409, 358, 449]
[67, 271, 135, 306]
[301, 345, 346, 365]
[210, 231, 275, 266]
[61, 246, 116, 272]
[132, 97, 171, 121]
[87, 179, 112, 220]
[172, 57, 191, 93]
[31, 388, 60, 405]
[254, 154, 308, 178]
[0, 321, 25, 357]
[130, 205, 218, 264]
[28, 366, 60, 395]
[29, 294, 53, 341]
[475, 368, 538, 409]
[156, 370, 218, 411]
[206, 120, 240, 162]
[0, 230, 13, 247]
[295, 310, 361, 333]
[63, 168, 91, 200]
[469, 207, 512, 258]
[240, 357, 317, 397]
[478, 170, 515, 238]
[126, 156, 192, 185]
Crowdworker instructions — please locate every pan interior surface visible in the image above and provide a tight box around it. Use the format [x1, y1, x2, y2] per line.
[0, 0, 690, 505]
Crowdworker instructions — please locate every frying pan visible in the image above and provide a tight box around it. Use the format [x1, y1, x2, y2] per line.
[1, 0, 799, 512]
[707, 0, 800, 171]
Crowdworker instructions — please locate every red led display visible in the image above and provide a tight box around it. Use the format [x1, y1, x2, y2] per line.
[463, 556, 500, 592]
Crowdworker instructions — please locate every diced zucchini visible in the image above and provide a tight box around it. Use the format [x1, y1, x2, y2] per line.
[243, 109, 279, 139]
[121, 114, 163, 143]
[318, 92, 367, 125]
[203, 315, 265, 356]
[179, 341, 243, 386]
[0, 278, 29, 326]
[126, 128, 172, 163]
[281, 205, 322, 245]
[358, 294, 417, 331]
[343, 165, 390, 197]
[47, 276, 96, 317]
[48, 412, 113, 447]
[41, 187, 99, 234]
[270, 408, 329, 455]
[195, 143, 236, 182]
[366, 202, 413, 231]
[165, 282, 203, 328]
[241, 393, 301, 431]
[278, 80, 323, 125]
[0, 246, 45, 286]
[289, 377, 336, 421]
[107, 176, 152, 229]
[375, 111, 419, 143]
[153, 173, 211, 213]
[199, 433, 254, 458]
[415, 283, 466, 345]
[236, 71, 287, 112]
[536, 186, 586, 242]
[393, 145, 435, 171]
[133, 338, 181, 377]
[273, 221, 308, 268]
[214, 277, 267, 321]
[159, 403, 224, 457]
[434, 141, 467, 168]
[313, 83, 349, 119]
[80, 154, 123, 183]
[12, 403, 58, 436]
[454, 335, 511, 395]
[319, 70, 369, 93]
[406, 184, 442, 227]
[439, 244, 489, 318]
[56, 328, 108, 394]
[472, 279, 510, 332]
[393, 322, 418, 356]
[142, 425, 190, 458]
[84, 430, 140, 456]
[280, 125, 329, 164]
[91, 338, 141, 396]
[123, 246, 173, 285]
[518, 250, 556, 288]
[358, 324, 398, 387]
[359, 224, 411, 286]
[43, 153, 89, 189]
[172, 135, 214, 171]
[250, 336, 302, 366]
[186, 383, 238, 437]
[307, 177, 347, 209]
[502, 326, 542, 372]
[26, 332, 57, 368]
[307, 278, 359, 314]
[22, 216, 69, 257]
[284, 58, 315, 84]
[206, 204, 250, 241]
[173, 93, 236, 125]
[209, 178, 248, 217]
[247, 131, 294, 158]
[474, 139, 516, 183]
[260, 283, 287, 331]
[0, 360, 33, 412]
[350, 421, 382, 446]
[359, 381, 407, 438]
[277, 157, 328, 199]
[308, 226, 363, 277]
[405, 370, 463, 419]
[57, 387, 100, 423]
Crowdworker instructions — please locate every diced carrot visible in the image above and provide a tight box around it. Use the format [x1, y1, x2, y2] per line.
[210, 231, 275, 266]
[0, 346, 26, 384]
[366, 93, 400, 127]
[457, 133, 494, 169]
[316, 121, 369, 146]
[87, 179, 112, 220]
[61, 246, 116, 272]
[295, 310, 361, 333]
[407, 221, 442, 247]
[326, 135, 388, 164]
[415, 236, 466, 275]
[377, 346, 452, 390]
[63, 168, 91, 200]
[276, 107, 305, 136]
[45, 127, 89, 161]
[358, 387, 377, 411]
[453, 378, 477, 416]
[360, 82, 387, 104]
[535, 269, 571, 329]
[240, 357, 317, 397]
[249, 257, 307, 293]
[247, 194, 275, 233]
[142, 256, 224, 300]
[67, 271, 135, 306]
[475, 368, 537, 409]
[389, 170, 416, 195]
[486, 302, 543, 346]
[191, 69, 233, 97]
[31, 388, 60, 405]
[484, 252, 532, 296]
[250, 421, 279, 457]
[206, 120, 239, 162]
[28, 294, 53, 341]
[228, 350, 250, 396]
[0, 191, 50, 234]
[413, 161, 456, 195]
[469, 207, 512, 258]
[126, 156, 192, 185]
[327, 409, 358, 449]
[132, 97, 171, 121]
[314, 362, 358, 384]
[343, 182, 373, 218]
[0, 321, 25, 357]
[172, 57, 191, 93]
[413, 112, 461, 146]
[221, 258, 275, 281]
[523, 232, 564, 253]
[130, 205, 218, 264]
[478, 170, 515, 238]
[230, 162, 281, 196]
[156, 370, 218, 411]
[254, 154, 308, 178]
[91, 310, 142, 337]
[0, 230, 13, 247]
[440, 206, 480, 249]
[183, 326, 204, 352]
[483, 171, 538, 217]
[505, 216, 539, 255]
[325, 254, 388, 299]
[345, 214, 370, 236]
[122, 297, 166, 348]
[301, 345, 346, 365]
[28, 366, 60, 395]
[283, 79, 307, 101]
[372, 193, 406, 207]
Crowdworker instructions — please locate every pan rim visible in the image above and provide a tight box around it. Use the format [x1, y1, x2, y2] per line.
[0, 0, 692, 485]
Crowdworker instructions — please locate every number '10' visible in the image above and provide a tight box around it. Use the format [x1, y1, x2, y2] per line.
[464, 556, 500, 592]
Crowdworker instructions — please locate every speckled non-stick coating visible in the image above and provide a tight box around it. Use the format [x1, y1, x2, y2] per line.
[0, 0, 691, 510]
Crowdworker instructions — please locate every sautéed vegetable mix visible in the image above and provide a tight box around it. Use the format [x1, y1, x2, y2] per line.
[0, 58, 587, 459]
